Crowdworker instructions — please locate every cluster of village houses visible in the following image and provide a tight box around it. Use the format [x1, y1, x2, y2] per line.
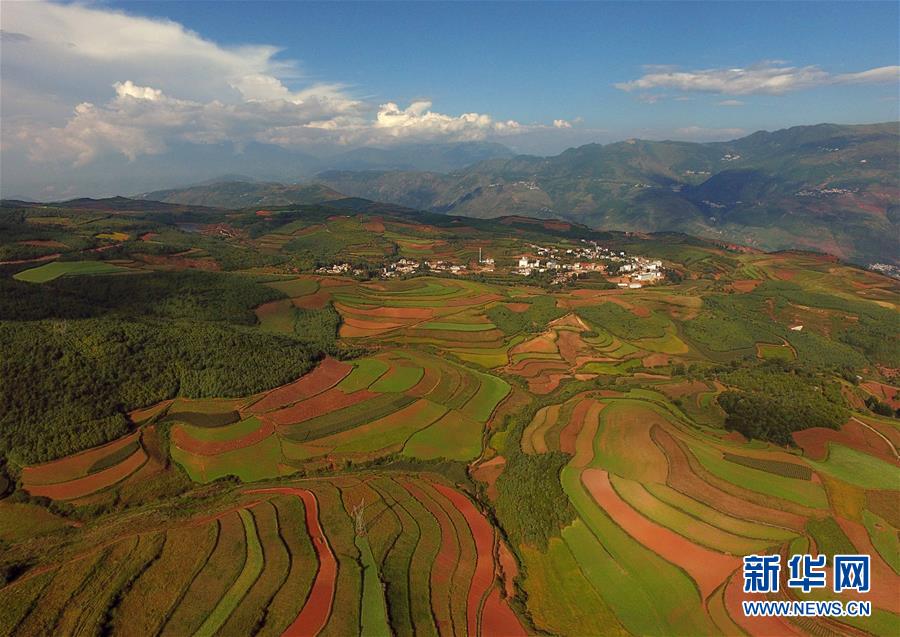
[316, 240, 664, 287]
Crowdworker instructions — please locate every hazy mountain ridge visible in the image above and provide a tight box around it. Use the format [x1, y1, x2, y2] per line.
[318, 122, 899, 264]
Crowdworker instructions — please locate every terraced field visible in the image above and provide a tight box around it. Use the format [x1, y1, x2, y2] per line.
[3, 207, 899, 637]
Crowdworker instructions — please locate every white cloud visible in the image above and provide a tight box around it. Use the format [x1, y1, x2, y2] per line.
[716, 99, 744, 107]
[616, 62, 900, 95]
[1, 1, 566, 168]
[553, 119, 573, 129]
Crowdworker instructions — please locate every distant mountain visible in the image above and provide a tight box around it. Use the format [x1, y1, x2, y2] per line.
[317, 122, 900, 264]
[2, 196, 222, 214]
[326, 141, 514, 172]
[137, 182, 346, 209]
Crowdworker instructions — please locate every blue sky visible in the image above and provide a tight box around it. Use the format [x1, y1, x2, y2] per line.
[104, 0, 900, 136]
[1, 1, 898, 197]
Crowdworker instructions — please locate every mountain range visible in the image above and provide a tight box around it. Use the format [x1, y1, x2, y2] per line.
[130, 122, 898, 265]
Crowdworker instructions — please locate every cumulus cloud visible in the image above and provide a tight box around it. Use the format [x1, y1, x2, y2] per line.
[1, 1, 567, 168]
[553, 119, 573, 129]
[616, 62, 900, 95]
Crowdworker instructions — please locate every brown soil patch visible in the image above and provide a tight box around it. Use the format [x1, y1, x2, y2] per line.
[272, 389, 376, 427]
[642, 353, 671, 368]
[559, 399, 602, 455]
[128, 399, 173, 423]
[658, 380, 709, 400]
[472, 455, 505, 501]
[26, 448, 147, 500]
[529, 373, 567, 395]
[433, 483, 495, 637]
[861, 381, 900, 409]
[250, 358, 351, 413]
[335, 302, 432, 320]
[342, 316, 405, 331]
[584, 468, 740, 600]
[731, 279, 762, 293]
[363, 219, 385, 232]
[510, 333, 558, 355]
[22, 430, 142, 486]
[172, 419, 275, 456]
[135, 253, 220, 271]
[247, 488, 337, 637]
[481, 587, 527, 636]
[835, 517, 900, 613]
[724, 570, 804, 637]
[292, 289, 332, 309]
[503, 302, 530, 313]
[653, 427, 807, 531]
[793, 419, 898, 464]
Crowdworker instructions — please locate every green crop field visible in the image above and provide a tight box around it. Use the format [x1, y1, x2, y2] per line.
[13, 260, 131, 282]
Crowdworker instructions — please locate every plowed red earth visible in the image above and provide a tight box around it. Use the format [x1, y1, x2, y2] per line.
[653, 427, 807, 531]
[250, 358, 351, 413]
[582, 468, 740, 600]
[724, 570, 804, 637]
[334, 303, 432, 319]
[793, 419, 898, 464]
[270, 388, 376, 427]
[559, 399, 601, 455]
[433, 483, 495, 637]
[471, 455, 505, 501]
[23, 430, 142, 486]
[172, 419, 275, 455]
[27, 448, 147, 500]
[246, 487, 337, 636]
[402, 481, 458, 635]
[861, 381, 900, 409]
[292, 290, 333, 309]
[481, 587, 527, 636]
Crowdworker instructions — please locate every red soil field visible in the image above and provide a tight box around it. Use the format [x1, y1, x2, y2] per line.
[341, 316, 406, 331]
[583, 469, 740, 600]
[481, 587, 527, 637]
[507, 359, 568, 378]
[659, 380, 710, 400]
[529, 373, 567, 394]
[731, 279, 762, 293]
[471, 455, 505, 501]
[558, 399, 602, 455]
[503, 302, 530, 313]
[497, 539, 519, 597]
[26, 448, 147, 500]
[171, 419, 275, 456]
[605, 296, 651, 318]
[556, 330, 590, 365]
[292, 290, 333, 309]
[724, 571, 804, 637]
[641, 353, 671, 367]
[408, 364, 442, 397]
[835, 517, 900, 613]
[271, 389, 376, 427]
[402, 480, 459, 635]
[793, 419, 898, 464]
[139, 232, 158, 240]
[652, 427, 808, 531]
[510, 333, 558, 355]
[250, 358, 351, 413]
[246, 487, 337, 637]
[334, 303, 432, 320]
[22, 430, 142, 486]
[861, 381, 900, 409]
[433, 483, 495, 637]
[442, 293, 504, 308]
[128, 399, 174, 423]
[363, 219, 385, 232]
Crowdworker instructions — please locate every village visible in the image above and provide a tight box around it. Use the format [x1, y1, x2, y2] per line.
[316, 240, 666, 288]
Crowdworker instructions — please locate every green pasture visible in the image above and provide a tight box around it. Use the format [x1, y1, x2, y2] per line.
[14, 260, 130, 283]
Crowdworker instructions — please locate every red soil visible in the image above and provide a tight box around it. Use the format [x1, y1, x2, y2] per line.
[250, 358, 351, 413]
[510, 334, 558, 356]
[408, 364, 442, 398]
[583, 469, 740, 600]
[653, 427, 808, 531]
[342, 316, 405, 331]
[271, 389, 376, 427]
[363, 219, 385, 232]
[529, 373, 567, 394]
[658, 380, 709, 400]
[471, 455, 506, 501]
[128, 399, 174, 423]
[433, 483, 495, 637]
[559, 399, 601, 455]
[442, 293, 503, 308]
[861, 381, 900, 409]
[507, 359, 568, 378]
[606, 296, 651, 318]
[246, 487, 337, 637]
[556, 330, 590, 366]
[293, 290, 333, 309]
[793, 419, 898, 464]
[26, 448, 147, 500]
[22, 430, 142, 486]
[172, 419, 275, 456]
[641, 353, 671, 368]
[402, 480, 459, 635]
[335, 302, 432, 320]
[497, 539, 519, 597]
[481, 587, 527, 637]
[503, 302, 530, 313]
[835, 517, 900, 613]
[724, 570, 804, 637]
[731, 279, 763, 293]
